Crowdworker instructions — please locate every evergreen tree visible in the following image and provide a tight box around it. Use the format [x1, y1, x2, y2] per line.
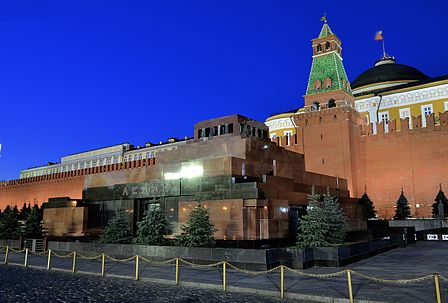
[432, 186, 448, 218]
[19, 203, 28, 221]
[176, 200, 216, 247]
[322, 189, 348, 244]
[135, 205, 170, 246]
[101, 207, 133, 244]
[358, 192, 377, 219]
[23, 205, 43, 238]
[0, 206, 21, 239]
[297, 187, 329, 247]
[298, 187, 348, 247]
[12, 205, 19, 216]
[394, 190, 412, 220]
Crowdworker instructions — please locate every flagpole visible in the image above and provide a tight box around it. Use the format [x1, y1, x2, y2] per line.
[382, 38, 386, 58]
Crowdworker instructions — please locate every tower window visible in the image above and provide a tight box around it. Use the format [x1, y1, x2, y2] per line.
[328, 99, 336, 108]
[311, 101, 320, 111]
[317, 44, 322, 52]
[324, 77, 332, 89]
[315, 80, 322, 91]
[325, 41, 330, 50]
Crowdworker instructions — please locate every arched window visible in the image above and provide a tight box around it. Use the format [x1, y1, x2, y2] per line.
[327, 99, 336, 108]
[311, 101, 320, 111]
[325, 41, 330, 50]
[314, 80, 322, 91]
[324, 77, 332, 89]
[317, 44, 322, 52]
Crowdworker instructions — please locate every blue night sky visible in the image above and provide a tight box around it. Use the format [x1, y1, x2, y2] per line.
[0, 1, 446, 180]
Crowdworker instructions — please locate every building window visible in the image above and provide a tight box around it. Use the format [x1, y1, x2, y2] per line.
[324, 77, 332, 89]
[421, 104, 433, 127]
[325, 41, 330, 50]
[314, 80, 322, 91]
[311, 101, 320, 111]
[399, 108, 412, 129]
[284, 131, 292, 145]
[317, 44, 322, 52]
[327, 99, 336, 108]
[444, 101, 448, 112]
[228, 123, 233, 134]
[380, 111, 389, 132]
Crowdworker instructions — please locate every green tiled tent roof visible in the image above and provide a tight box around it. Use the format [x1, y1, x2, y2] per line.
[318, 23, 333, 38]
[306, 22, 352, 96]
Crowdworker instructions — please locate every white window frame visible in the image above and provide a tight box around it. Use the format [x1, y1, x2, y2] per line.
[399, 108, 412, 129]
[284, 131, 293, 145]
[379, 111, 389, 132]
[421, 104, 433, 127]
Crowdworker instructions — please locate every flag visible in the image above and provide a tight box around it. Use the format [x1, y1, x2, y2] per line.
[374, 30, 383, 41]
[320, 13, 327, 23]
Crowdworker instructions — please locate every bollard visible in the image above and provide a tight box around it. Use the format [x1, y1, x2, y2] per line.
[175, 258, 179, 285]
[347, 270, 354, 303]
[101, 253, 105, 277]
[434, 273, 442, 303]
[135, 255, 139, 281]
[280, 265, 284, 299]
[222, 262, 226, 291]
[4, 246, 9, 264]
[47, 250, 52, 270]
[24, 248, 29, 267]
[72, 251, 77, 273]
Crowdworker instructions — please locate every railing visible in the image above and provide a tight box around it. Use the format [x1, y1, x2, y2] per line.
[0, 245, 445, 303]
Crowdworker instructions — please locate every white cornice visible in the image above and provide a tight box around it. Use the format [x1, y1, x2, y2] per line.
[355, 83, 448, 112]
[265, 117, 294, 132]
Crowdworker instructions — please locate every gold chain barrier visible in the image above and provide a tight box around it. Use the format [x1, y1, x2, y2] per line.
[0, 245, 446, 302]
[178, 258, 223, 268]
[350, 270, 434, 285]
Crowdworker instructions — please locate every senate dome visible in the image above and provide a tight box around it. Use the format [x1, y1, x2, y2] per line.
[351, 57, 429, 95]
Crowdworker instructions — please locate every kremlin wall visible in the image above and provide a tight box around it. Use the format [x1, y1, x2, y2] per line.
[1, 20, 447, 240]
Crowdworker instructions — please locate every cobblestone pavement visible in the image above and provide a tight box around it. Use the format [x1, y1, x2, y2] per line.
[0, 265, 305, 303]
[2, 242, 448, 302]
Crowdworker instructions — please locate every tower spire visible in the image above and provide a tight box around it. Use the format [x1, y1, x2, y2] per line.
[304, 20, 353, 110]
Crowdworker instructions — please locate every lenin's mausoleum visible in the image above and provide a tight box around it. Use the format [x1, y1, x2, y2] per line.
[1, 20, 447, 240]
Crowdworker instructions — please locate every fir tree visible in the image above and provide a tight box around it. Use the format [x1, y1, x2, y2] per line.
[0, 206, 21, 239]
[358, 192, 377, 219]
[322, 189, 348, 244]
[432, 186, 448, 218]
[135, 205, 170, 246]
[298, 187, 348, 247]
[101, 207, 133, 244]
[297, 186, 329, 247]
[19, 203, 28, 221]
[23, 205, 43, 239]
[176, 200, 216, 247]
[394, 190, 411, 220]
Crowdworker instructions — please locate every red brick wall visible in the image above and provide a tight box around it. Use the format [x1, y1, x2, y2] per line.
[358, 113, 448, 218]
[0, 176, 85, 209]
[0, 158, 156, 210]
[273, 111, 448, 219]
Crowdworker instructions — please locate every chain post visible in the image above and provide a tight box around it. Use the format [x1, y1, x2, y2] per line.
[280, 265, 285, 299]
[47, 249, 52, 270]
[223, 261, 227, 291]
[434, 273, 442, 303]
[101, 253, 105, 277]
[347, 269, 354, 303]
[135, 255, 139, 281]
[4, 246, 9, 264]
[72, 251, 77, 273]
[24, 248, 29, 267]
[175, 258, 179, 285]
